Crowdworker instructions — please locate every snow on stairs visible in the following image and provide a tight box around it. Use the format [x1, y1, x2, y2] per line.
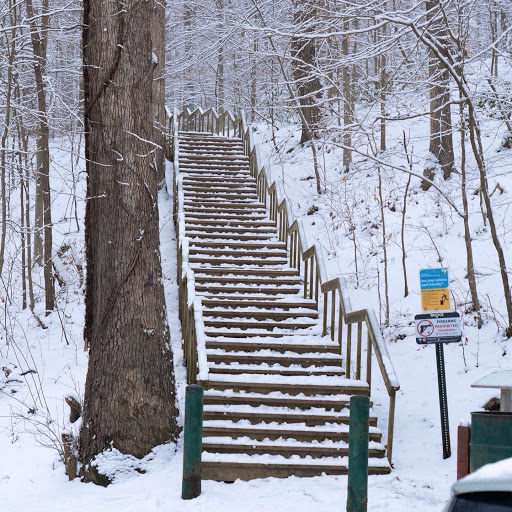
[178, 131, 391, 480]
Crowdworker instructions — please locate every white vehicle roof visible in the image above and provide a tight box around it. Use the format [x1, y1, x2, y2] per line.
[453, 458, 512, 496]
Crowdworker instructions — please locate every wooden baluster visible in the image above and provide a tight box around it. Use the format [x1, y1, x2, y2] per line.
[323, 292, 328, 336]
[309, 256, 314, 300]
[367, 332, 372, 393]
[346, 323, 352, 379]
[331, 290, 336, 341]
[314, 262, 319, 305]
[338, 296, 343, 354]
[304, 259, 308, 299]
[356, 321, 363, 380]
[284, 214, 288, 249]
[297, 240, 301, 274]
[290, 231, 294, 267]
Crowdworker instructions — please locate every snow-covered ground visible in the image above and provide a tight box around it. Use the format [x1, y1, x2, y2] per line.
[1, 101, 512, 510]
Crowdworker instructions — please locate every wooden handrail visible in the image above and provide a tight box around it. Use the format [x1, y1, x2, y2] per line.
[166, 105, 400, 466]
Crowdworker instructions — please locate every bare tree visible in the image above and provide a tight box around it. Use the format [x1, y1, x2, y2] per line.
[422, 0, 455, 190]
[25, 0, 55, 314]
[291, 0, 322, 144]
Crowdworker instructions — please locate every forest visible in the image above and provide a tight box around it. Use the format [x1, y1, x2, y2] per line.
[1, 0, 512, 510]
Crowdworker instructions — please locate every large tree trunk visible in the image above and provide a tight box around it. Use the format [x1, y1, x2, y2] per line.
[152, 0, 166, 183]
[423, 0, 455, 190]
[291, 0, 322, 144]
[80, 0, 179, 484]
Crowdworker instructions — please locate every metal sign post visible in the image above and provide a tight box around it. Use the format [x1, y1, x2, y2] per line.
[415, 311, 462, 459]
[436, 343, 451, 459]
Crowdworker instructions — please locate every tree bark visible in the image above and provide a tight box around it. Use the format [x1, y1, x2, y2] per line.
[152, 0, 166, 183]
[423, 0, 455, 190]
[80, 0, 179, 484]
[291, 0, 322, 144]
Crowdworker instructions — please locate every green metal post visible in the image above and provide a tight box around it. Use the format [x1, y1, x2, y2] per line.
[182, 384, 204, 500]
[347, 395, 370, 512]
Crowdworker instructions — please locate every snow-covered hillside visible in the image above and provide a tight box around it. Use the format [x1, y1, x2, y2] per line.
[1, 114, 511, 510]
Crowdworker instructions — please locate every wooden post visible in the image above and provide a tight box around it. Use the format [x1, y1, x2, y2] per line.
[347, 395, 370, 512]
[387, 389, 396, 465]
[457, 425, 471, 480]
[304, 259, 308, 299]
[182, 385, 204, 500]
[356, 322, 362, 380]
[346, 324, 352, 379]
[323, 293, 328, 336]
[331, 290, 336, 341]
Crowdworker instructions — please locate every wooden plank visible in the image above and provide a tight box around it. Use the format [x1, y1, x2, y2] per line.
[457, 425, 471, 480]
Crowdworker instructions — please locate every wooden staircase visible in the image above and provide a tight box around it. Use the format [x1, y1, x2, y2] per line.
[174, 130, 392, 480]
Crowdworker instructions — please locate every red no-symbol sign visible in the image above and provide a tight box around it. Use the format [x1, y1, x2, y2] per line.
[417, 319, 434, 338]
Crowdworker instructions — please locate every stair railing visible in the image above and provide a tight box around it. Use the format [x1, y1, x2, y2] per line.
[166, 106, 400, 465]
[168, 107, 209, 388]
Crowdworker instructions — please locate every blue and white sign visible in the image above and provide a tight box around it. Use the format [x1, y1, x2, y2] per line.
[420, 268, 449, 290]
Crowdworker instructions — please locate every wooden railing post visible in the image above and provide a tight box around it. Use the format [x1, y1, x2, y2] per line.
[323, 292, 328, 336]
[346, 324, 352, 379]
[387, 389, 397, 466]
[366, 332, 373, 392]
[356, 322, 363, 380]
[331, 290, 336, 341]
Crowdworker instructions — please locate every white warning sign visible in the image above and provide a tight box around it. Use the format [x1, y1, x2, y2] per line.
[415, 312, 462, 345]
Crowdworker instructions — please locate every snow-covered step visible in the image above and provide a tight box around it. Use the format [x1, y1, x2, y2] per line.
[203, 404, 366, 425]
[189, 248, 286, 258]
[184, 207, 265, 216]
[207, 374, 369, 397]
[201, 453, 390, 481]
[192, 259, 290, 269]
[204, 333, 332, 347]
[192, 268, 297, 278]
[185, 218, 275, 227]
[183, 201, 264, 210]
[203, 390, 364, 411]
[185, 226, 276, 235]
[206, 349, 342, 367]
[202, 318, 318, 331]
[180, 165, 250, 173]
[184, 195, 259, 204]
[202, 308, 317, 321]
[202, 437, 386, 459]
[201, 296, 316, 309]
[195, 274, 301, 285]
[208, 362, 343, 377]
[180, 153, 250, 161]
[202, 420, 381, 443]
[182, 185, 257, 194]
[182, 176, 256, 184]
[183, 189, 259, 198]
